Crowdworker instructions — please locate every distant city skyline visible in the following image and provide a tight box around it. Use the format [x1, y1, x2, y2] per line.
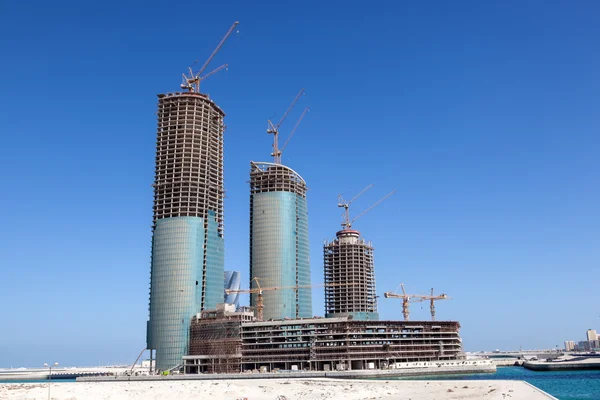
[1, 1, 599, 367]
[564, 328, 599, 352]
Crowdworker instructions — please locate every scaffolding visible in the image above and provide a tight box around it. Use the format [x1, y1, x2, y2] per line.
[187, 305, 254, 374]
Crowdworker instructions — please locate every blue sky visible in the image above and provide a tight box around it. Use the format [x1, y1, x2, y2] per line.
[1, 0, 599, 367]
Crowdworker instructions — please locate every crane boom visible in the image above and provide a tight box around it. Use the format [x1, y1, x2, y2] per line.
[267, 88, 306, 164]
[280, 106, 309, 154]
[345, 189, 396, 229]
[197, 21, 239, 78]
[383, 282, 435, 321]
[198, 64, 228, 81]
[182, 22, 239, 93]
[349, 184, 374, 205]
[411, 288, 451, 321]
[384, 284, 450, 321]
[275, 88, 305, 131]
[338, 184, 374, 229]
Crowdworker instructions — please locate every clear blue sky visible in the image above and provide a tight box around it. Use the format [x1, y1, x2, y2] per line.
[1, 0, 599, 367]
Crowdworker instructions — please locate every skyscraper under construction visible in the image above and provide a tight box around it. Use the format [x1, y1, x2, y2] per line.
[249, 90, 312, 320]
[324, 229, 378, 320]
[323, 188, 395, 321]
[146, 22, 238, 372]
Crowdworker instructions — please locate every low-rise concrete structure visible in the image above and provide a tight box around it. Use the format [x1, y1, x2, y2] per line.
[184, 304, 465, 374]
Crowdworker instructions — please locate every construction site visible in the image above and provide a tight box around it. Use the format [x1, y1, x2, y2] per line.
[184, 303, 463, 374]
[146, 21, 463, 375]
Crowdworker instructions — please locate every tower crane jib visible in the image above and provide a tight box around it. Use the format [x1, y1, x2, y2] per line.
[181, 21, 239, 93]
[384, 283, 451, 321]
[267, 89, 306, 164]
[339, 188, 396, 230]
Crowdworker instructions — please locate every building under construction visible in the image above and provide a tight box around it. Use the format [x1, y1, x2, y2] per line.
[248, 90, 312, 320]
[324, 229, 378, 320]
[146, 22, 238, 372]
[147, 90, 226, 372]
[184, 304, 464, 373]
[249, 162, 312, 320]
[322, 187, 395, 321]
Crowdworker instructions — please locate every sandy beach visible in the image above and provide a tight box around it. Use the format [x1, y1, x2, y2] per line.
[0, 378, 555, 399]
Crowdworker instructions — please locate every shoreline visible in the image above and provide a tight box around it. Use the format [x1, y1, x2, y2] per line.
[78, 360, 496, 382]
[0, 378, 557, 399]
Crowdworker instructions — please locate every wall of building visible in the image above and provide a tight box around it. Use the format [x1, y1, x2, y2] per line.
[147, 92, 226, 372]
[587, 329, 598, 341]
[249, 162, 312, 320]
[147, 217, 205, 371]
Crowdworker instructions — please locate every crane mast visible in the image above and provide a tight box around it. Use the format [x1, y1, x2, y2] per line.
[383, 283, 425, 321]
[267, 89, 306, 164]
[384, 284, 451, 321]
[412, 288, 451, 321]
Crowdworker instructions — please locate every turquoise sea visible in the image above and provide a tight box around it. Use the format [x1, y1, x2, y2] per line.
[397, 367, 600, 400]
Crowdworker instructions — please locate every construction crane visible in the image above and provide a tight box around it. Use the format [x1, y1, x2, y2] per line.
[412, 288, 451, 321]
[181, 21, 239, 93]
[267, 89, 306, 164]
[383, 283, 426, 321]
[278, 106, 309, 162]
[225, 277, 354, 321]
[338, 187, 396, 230]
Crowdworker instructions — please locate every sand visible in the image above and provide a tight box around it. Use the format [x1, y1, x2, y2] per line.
[0, 378, 555, 400]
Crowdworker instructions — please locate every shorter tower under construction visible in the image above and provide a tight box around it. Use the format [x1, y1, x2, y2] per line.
[324, 230, 378, 320]
[323, 187, 395, 321]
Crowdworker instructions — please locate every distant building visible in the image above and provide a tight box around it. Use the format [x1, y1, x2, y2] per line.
[586, 329, 598, 341]
[577, 341, 591, 352]
[590, 340, 600, 351]
[564, 341, 575, 351]
[224, 271, 241, 308]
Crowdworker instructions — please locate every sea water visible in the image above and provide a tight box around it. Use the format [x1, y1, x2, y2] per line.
[396, 366, 600, 400]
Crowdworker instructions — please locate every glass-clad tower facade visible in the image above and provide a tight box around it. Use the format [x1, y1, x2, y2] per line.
[249, 162, 312, 320]
[147, 92, 225, 372]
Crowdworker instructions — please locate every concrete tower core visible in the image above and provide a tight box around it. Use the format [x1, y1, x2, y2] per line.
[323, 229, 379, 320]
[147, 92, 225, 372]
[249, 162, 312, 320]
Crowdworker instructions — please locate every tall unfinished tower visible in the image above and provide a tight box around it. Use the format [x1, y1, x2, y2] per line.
[323, 188, 395, 321]
[146, 22, 237, 372]
[249, 90, 311, 320]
